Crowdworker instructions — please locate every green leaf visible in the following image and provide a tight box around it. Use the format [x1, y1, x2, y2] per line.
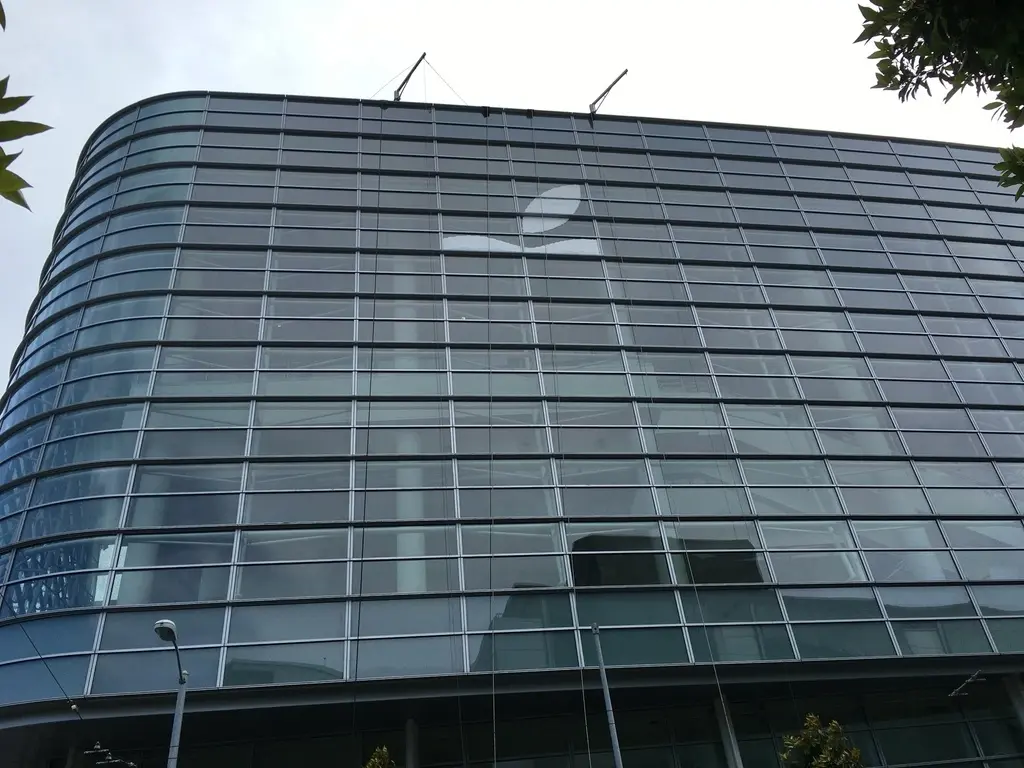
[858, 4, 879, 21]
[0, 164, 30, 208]
[854, 28, 873, 44]
[0, 148, 21, 170]
[984, 100, 1003, 110]
[780, 713, 863, 768]
[0, 76, 8, 99]
[364, 747, 396, 768]
[1, 187, 30, 209]
[0, 94, 30, 114]
[0, 1, 7, 31]
[0, 165, 29, 193]
[0, 119, 50, 142]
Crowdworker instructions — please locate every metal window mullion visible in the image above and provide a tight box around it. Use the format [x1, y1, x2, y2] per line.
[966, 585, 1001, 656]
[963, 709, 998, 768]
[343, 586, 353, 681]
[81, 597, 109, 695]
[669, 577, 696, 664]
[878, 591, 907, 658]
[547, 435, 580, 664]
[648, 481, 695, 663]
[218, 589, 236, 690]
[348, 123, 370, 677]
[272, 104, 286, 186]
[956, 383, 1001, 461]
[4, 479, 34, 554]
[945, 545, 976, 602]
[526, 293, 550, 401]
[100, 524, 127, 620]
[221, 265, 263, 680]
[732, 456, 766, 537]
[14, 438, 48, 490]
[450, 447, 470, 675]
[442, 298, 455, 402]
[0, 532, 14, 594]
[770, 571, 803, 661]
[344, 436, 356, 681]
[181, 139, 200, 208]
[220, 426, 255, 689]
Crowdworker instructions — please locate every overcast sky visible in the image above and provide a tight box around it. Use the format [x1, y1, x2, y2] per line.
[0, 0, 1015, 376]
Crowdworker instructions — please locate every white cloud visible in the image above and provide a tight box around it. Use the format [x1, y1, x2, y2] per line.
[0, 0, 1016, 374]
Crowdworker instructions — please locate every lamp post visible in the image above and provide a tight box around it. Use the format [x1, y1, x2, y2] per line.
[591, 624, 624, 768]
[154, 619, 188, 768]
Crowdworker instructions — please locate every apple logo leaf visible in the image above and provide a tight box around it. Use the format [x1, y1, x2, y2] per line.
[520, 184, 581, 235]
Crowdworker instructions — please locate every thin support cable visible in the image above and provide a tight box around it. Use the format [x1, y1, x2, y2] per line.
[0, 591, 140, 767]
[678, 544, 732, 707]
[596, 113, 733, 722]
[663, 256, 732, 721]
[585, 113, 736, 755]
[424, 59, 470, 106]
[431, 173, 466, 766]
[351, 137, 382, 756]
[534, 112, 596, 768]
[578, 658, 594, 768]
[0, 590, 85, 719]
[485, 116, 499, 768]
[488, 329, 497, 766]
[565, 114, 597, 768]
[368, 59, 418, 101]
[435, 128, 471, 768]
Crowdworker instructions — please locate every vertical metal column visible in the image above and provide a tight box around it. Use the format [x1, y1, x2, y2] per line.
[714, 693, 745, 768]
[405, 718, 419, 768]
[166, 671, 188, 768]
[591, 625, 624, 768]
[1004, 675, 1024, 734]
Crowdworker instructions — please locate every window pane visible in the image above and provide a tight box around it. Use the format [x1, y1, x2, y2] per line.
[879, 586, 975, 618]
[760, 521, 854, 549]
[864, 551, 959, 582]
[224, 641, 346, 685]
[580, 627, 689, 667]
[792, 623, 894, 659]
[467, 631, 578, 672]
[234, 562, 348, 599]
[853, 520, 944, 549]
[770, 552, 867, 583]
[465, 593, 572, 631]
[681, 588, 782, 622]
[101, 607, 224, 649]
[91, 649, 220, 694]
[356, 636, 465, 678]
[690, 625, 794, 663]
[782, 587, 880, 620]
[355, 597, 462, 636]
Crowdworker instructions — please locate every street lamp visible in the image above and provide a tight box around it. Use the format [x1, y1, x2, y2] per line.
[153, 619, 188, 768]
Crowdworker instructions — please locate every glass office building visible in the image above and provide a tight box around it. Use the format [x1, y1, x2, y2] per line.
[2, 91, 1024, 767]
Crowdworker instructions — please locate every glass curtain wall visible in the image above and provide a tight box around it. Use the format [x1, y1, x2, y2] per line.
[0, 93, 1022, 706]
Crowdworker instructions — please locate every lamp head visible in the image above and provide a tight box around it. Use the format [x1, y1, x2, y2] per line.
[153, 619, 178, 644]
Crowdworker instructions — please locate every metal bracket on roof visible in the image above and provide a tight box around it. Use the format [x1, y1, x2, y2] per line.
[394, 52, 427, 102]
[589, 69, 629, 115]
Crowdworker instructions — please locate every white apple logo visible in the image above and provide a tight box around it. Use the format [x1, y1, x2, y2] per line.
[441, 184, 602, 255]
